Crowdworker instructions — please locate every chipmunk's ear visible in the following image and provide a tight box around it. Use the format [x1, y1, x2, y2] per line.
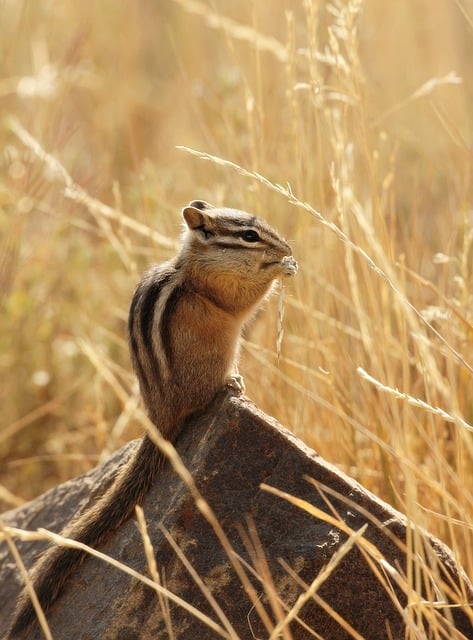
[188, 200, 213, 211]
[182, 201, 214, 231]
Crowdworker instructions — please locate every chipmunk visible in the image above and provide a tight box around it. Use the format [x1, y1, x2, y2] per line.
[9, 200, 298, 636]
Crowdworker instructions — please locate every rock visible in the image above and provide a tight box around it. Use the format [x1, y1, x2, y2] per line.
[1, 393, 472, 639]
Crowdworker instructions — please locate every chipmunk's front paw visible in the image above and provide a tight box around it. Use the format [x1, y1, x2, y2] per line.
[281, 255, 298, 276]
[225, 374, 246, 395]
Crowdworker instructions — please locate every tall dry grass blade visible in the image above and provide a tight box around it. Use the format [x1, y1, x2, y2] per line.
[281, 558, 371, 639]
[160, 526, 239, 640]
[372, 71, 463, 126]
[269, 524, 368, 640]
[357, 367, 473, 436]
[135, 506, 175, 639]
[7, 119, 176, 250]
[238, 518, 293, 640]
[0, 521, 53, 640]
[77, 338, 130, 406]
[276, 282, 285, 361]
[4, 525, 230, 637]
[172, 0, 288, 62]
[230, 548, 321, 638]
[1, 395, 70, 444]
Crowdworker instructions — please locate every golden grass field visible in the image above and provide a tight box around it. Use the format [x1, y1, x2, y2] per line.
[1, 0, 473, 635]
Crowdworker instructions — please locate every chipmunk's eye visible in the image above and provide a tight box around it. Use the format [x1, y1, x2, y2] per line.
[239, 230, 261, 243]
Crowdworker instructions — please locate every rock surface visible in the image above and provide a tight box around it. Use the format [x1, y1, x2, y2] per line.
[1, 393, 472, 639]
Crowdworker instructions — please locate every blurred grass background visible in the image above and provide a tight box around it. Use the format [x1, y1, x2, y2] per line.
[1, 0, 472, 586]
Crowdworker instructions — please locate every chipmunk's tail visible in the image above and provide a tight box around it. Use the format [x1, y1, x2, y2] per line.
[8, 435, 164, 637]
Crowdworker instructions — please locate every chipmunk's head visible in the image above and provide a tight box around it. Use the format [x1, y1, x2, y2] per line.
[181, 200, 297, 280]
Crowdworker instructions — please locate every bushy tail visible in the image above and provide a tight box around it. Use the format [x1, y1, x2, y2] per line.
[8, 435, 164, 637]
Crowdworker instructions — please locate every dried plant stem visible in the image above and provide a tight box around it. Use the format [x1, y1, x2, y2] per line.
[357, 367, 473, 434]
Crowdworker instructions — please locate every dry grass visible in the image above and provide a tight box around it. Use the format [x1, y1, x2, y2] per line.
[1, 0, 473, 635]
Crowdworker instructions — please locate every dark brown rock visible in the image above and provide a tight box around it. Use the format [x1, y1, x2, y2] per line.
[1, 393, 472, 639]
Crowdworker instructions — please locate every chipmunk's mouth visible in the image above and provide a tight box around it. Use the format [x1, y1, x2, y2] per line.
[261, 249, 293, 270]
[261, 259, 283, 269]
